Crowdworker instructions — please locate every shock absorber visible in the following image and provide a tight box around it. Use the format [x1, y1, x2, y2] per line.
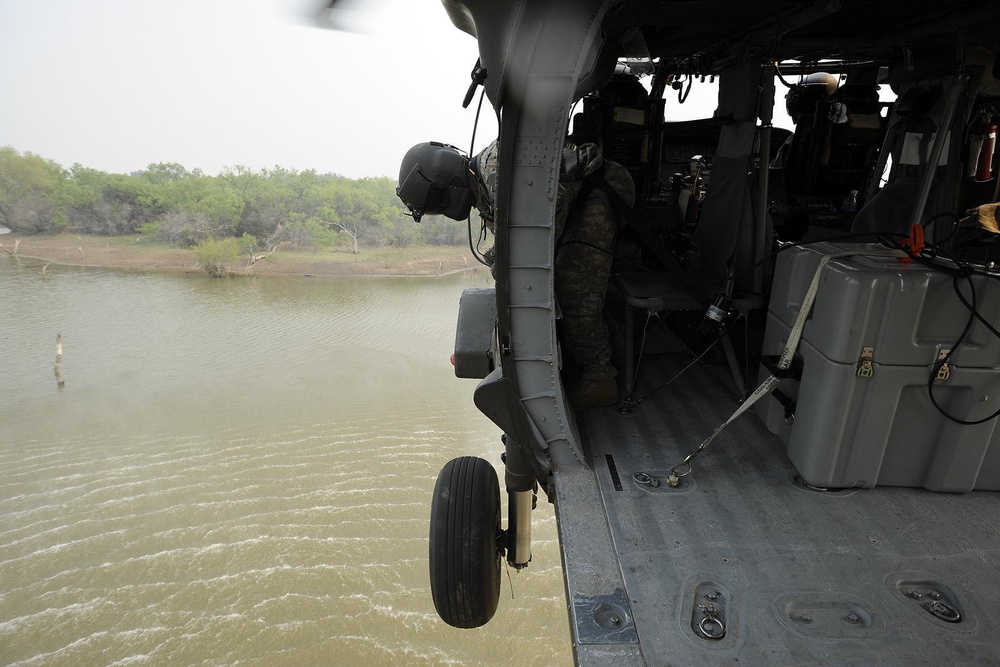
[502, 435, 535, 569]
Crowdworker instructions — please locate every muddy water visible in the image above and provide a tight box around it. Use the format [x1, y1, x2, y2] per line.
[0, 257, 571, 666]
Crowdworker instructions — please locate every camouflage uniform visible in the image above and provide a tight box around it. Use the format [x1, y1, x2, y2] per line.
[474, 140, 635, 382]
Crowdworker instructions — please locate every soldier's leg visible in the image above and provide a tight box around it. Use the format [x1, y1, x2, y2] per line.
[555, 192, 616, 382]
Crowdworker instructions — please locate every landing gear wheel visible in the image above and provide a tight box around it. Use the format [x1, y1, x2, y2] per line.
[429, 456, 502, 628]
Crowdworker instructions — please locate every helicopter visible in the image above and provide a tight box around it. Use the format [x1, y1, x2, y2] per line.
[336, 0, 1000, 663]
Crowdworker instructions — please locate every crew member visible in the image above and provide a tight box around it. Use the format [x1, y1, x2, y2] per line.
[396, 139, 634, 410]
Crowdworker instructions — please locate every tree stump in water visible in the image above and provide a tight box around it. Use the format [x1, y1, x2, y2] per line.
[55, 334, 65, 388]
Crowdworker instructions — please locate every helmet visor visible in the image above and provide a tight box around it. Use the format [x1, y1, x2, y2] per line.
[397, 163, 449, 222]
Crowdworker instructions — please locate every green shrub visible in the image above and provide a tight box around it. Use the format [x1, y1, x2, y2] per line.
[194, 237, 240, 277]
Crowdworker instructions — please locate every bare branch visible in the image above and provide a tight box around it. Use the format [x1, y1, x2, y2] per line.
[330, 221, 360, 254]
[246, 241, 285, 268]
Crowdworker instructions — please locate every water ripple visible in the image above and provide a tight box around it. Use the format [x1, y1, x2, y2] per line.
[0, 266, 569, 667]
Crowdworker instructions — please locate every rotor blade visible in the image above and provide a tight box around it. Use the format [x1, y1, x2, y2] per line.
[304, 0, 375, 32]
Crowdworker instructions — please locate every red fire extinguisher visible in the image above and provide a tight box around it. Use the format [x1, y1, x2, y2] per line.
[968, 119, 997, 182]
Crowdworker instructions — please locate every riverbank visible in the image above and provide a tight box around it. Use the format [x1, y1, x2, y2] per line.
[0, 234, 486, 277]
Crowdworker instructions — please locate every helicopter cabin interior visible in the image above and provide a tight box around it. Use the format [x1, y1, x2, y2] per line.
[569, 46, 1000, 492]
[544, 27, 1000, 666]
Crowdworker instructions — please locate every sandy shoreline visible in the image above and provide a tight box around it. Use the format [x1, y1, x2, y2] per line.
[0, 234, 485, 278]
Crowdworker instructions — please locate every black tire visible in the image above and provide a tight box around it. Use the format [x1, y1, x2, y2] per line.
[429, 456, 502, 628]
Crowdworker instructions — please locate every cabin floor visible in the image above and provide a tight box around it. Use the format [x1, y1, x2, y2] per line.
[556, 315, 1000, 665]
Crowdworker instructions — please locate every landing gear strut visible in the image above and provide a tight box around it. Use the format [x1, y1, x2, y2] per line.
[501, 434, 535, 570]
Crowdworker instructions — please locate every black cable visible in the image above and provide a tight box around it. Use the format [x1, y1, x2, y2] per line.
[927, 274, 1000, 425]
[633, 314, 738, 404]
[922, 211, 961, 239]
[952, 269, 1000, 340]
[731, 202, 964, 285]
[880, 231, 1000, 425]
[468, 86, 487, 159]
[628, 310, 655, 399]
[466, 214, 490, 267]
[678, 75, 693, 104]
[634, 338, 721, 405]
[774, 62, 794, 89]
[465, 87, 491, 268]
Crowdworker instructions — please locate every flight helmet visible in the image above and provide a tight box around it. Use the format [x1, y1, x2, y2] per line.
[785, 72, 839, 124]
[397, 142, 475, 222]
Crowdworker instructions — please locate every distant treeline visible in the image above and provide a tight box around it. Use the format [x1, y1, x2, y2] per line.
[0, 146, 470, 251]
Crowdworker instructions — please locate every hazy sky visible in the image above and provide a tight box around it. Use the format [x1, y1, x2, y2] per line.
[0, 0, 499, 179]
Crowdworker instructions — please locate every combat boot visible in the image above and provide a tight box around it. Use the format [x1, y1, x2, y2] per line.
[567, 378, 618, 411]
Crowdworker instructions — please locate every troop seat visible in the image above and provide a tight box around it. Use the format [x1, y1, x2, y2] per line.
[611, 271, 701, 406]
[611, 271, 749, 406]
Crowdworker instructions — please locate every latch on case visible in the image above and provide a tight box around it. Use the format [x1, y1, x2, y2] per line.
[935, 348, 952, 381]
[856, 346, 875, 378]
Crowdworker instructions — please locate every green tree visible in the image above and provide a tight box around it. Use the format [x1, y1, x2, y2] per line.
[0, 148, 467, 249]
[60, 165, 167, 236]
[281, 212, 339, 250]
[167, 175, 243, 235]
[0, 147, 66, 234]
[420, 213, 468, 245]
[139, 162, 202, 185]
[150, 210, 215, 246]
